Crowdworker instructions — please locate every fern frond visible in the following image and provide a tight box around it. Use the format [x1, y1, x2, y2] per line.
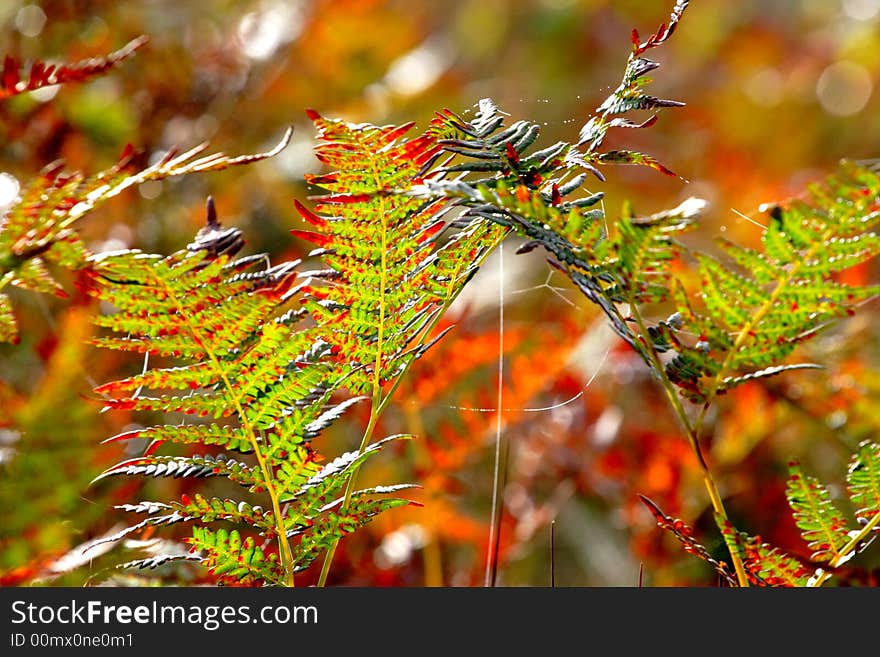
[91, 205, 416, 585]
[188, 526, 284, 586]
[433, 177, 700, 357]
[713, 447, 880, 587]
[280, 434, 410, 508]
[716, 518, 810, 587]
[290, 492, 420, 573]
[418, 6, 690, 360]
[577, 0, 688, 173]
[0, 130, 292, 343]
[668, 163, 880, 402]
[786, 461, 851, 563]
[848, 440, 880, 528]
[631, 1, 689, 56]
[639, 495, 737, 586]
[93, 454, 259, 488]
[609, 198, 702, 304]
[118, 554, 202, 572]
[0, 36, 147, 100]
[102, 424, 257, 456]
[295, 112, 500, 395]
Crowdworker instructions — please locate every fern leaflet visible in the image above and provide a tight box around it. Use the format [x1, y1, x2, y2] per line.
[848, 440, 880, 528]
[786, 461, 850, 563]
[0, 130, 292, 343]
[0, 36, 147, 100]
[667, 443, 880, 586]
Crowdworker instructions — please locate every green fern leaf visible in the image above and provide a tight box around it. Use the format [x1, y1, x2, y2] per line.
[717, 518, 811, 587]
[91, 205, 418, 585]
[667, 163, 880, 402]
[848, 440, 880, 529]
[188, 526, 284, 585]
[786, 461, 852, 563]
[295, 111, 498, 395]
[102, 425, 257, 456]
[290, 492, 420, 573]
[610, 199, 701, 304]
[280, 434, 410, 507]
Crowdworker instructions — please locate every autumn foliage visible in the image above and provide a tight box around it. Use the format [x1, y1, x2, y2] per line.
[1, 1, 878, 588]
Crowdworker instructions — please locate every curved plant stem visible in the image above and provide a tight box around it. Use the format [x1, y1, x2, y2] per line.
[628, 304, 750, 588]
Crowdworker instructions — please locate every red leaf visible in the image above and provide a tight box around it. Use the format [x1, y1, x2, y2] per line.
[305, 173, 338, 186]
[290, 229, 333, 248]
[417, 219, 446, 244]
[379, 121, 416, 147]
[311, 192, 372, 204]
[294, 199, 327, 229]
[506, 142, 521, 165]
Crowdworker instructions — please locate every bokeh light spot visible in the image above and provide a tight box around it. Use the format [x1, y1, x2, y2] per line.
[842, 0, 880, 20]
[0, 172, 20, 212]
[15, 4, 46, 38]
[816, 61, 873, 116]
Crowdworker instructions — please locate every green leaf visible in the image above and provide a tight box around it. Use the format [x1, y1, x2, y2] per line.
[296, 112, 496, 394]
[667, 163, 880, 401]
[290, 493, 419, 573]
[848, 440, 880, 527]
[716, 517, 811, 587]
[786, 461, 852, 563]
[189, 526, 284, 585]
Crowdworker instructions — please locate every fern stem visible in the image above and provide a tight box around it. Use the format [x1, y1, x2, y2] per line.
[161, 280, 296, 586]
[628, 303, 750, 587]
[317, 397, 381, 586]
[683, 231, 837, 588]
